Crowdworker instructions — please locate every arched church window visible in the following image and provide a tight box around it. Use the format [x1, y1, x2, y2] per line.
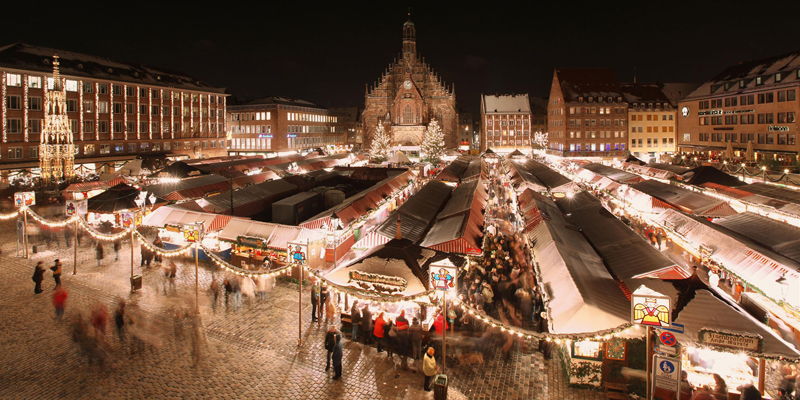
[403, 105, 414, 124]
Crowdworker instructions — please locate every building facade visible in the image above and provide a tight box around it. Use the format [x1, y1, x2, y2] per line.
[624, 83, 677, 162]
[226, 97, 342, 155]
[480, 94, 532, 152]
[0, 43, 228, 173]
[329, 107, 360, 147]
[677, 51, 800, 163]
[361, 18, 458, 150]
[547, 69, 628, 157]
[530, 96, 548, 135]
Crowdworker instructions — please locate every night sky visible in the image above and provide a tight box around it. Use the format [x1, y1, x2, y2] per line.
[4, 2, 800, 114]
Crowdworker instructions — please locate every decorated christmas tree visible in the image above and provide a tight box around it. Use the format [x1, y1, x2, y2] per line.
[369, 122, 392, 162]
[420, 118, 445, 164]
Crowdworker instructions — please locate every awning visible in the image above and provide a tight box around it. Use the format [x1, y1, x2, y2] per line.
[142, 206, 239, 232]
[352, 230, 390, 250]
[218, 218, 303, 250]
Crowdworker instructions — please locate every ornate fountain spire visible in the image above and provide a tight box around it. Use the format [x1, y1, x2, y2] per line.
[39, 54, 75, 183]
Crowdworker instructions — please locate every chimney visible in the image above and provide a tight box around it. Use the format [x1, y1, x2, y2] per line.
[395, 215, 403, 239]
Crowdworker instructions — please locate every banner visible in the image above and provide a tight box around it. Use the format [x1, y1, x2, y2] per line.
[65, 199, 88, 216]
[287, 241, 308, 265]
[14, 192, 35, 208]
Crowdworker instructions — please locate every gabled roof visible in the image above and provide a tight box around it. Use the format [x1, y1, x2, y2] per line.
[555, 68, 624, 102]
[377, 180, 452, 243]
[481, 94, 531, 113]
[232, 96, 325, 109]
[0, 43, 226, 93]
[684, 50, 800, 100]
[714, 212, 800, 265]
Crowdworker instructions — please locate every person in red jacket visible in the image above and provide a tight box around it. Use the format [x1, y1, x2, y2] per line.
[433, 312, 449, 335]
[53, 287, 68, 321]
[373, 312, 386, 353]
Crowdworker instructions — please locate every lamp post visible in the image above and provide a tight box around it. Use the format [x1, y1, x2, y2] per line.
[133, 194, 146, 291]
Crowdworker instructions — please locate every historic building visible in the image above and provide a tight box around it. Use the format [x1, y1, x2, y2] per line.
[361, 17, 458, 150]
[677, 51, 800, 163]
[546, 68, 628, 157]
[226, 97, 342, 155]
[480, 94, 532, 152]
[0, 43, 228, 176]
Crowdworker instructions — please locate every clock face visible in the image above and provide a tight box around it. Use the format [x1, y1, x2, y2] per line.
[681, 106, 689, 117]
[403, 80, 412, 89]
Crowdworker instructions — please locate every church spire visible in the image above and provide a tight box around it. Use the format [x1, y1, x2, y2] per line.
[402, 13, 416, 64]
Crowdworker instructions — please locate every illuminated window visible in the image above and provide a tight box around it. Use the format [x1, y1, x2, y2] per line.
[28, 76, 42, 88]
[6, 73, 21, 87]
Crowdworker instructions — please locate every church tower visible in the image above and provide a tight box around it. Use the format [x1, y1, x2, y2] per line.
[39, 55, 75, 183]
[402, 15, 416, 65]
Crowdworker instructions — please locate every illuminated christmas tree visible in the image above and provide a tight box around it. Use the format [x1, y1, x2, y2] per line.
[369, 121, 391, 162]
[421, 118, 445, 164]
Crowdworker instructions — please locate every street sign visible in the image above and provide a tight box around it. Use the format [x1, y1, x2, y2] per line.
[659, 331, 677, 347]
[653, 355, 681, 391]
[14, 191, 35, 207]
[65, 199, 87, 216]
[287, 241, 308, 265]
[661, 322, 684, 334]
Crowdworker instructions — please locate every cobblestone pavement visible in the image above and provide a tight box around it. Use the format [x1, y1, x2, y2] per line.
[0, 220, 603, 400]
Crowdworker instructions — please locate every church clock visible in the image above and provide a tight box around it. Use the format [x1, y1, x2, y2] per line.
[403, 80, 412, 89]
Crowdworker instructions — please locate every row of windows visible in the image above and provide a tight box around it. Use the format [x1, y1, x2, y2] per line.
[229, 112, 271, 122]
[699, 112, 795, 125]
[287, 125, 336, 133]
[631, 126, 675, 133]
[4, 73, 223, 103]
[230, 125, 271, 134]
[485, 139, 531, 146]
[568, 130, 624, 139]
[630, 114, 674, 121]
[631, 137, 675, 147]
[4, 139, 226, 159]
[286, 112, 336, 123]
[699, 90, 797, 110]
[230, 138, 271, 150]
[4, 118, 222, 136]
[712, 70, 800, 92]
[6, 96, 219, 118]
[567, 143, 626, 152]
[567, 118, 626, 127]
[568, 106, 626, 115]
[488, 120, 529, 127]
[485, 130, 530, 136]
[692, 132, 797, 145]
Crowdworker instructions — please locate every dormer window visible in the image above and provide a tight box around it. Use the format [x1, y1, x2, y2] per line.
[756, 76, 763, 85]
[775, 72, 783, 82]
[588, 96, 593, 102]
[578, 96, 584, 102]
[739, 80, 745, 88]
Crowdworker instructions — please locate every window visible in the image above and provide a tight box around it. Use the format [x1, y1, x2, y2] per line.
[83, 101, 93, 113]
[99, 144, 110, 154]
[98, 121, 108, 133]
[98, 101, 109, 113]
[128, 143, 137, 153]
[151, 105, 159, 115]
[70, 119, 78, 133]
[740, 114, 754, 124]
[6, 119, 21, 133]
[139, 121, 148, 133]
[7, 147, 22, 159]
[65, 80, 78, 92]
[28, 147, 38, 159]
[139, 88, 148, 97]
[83, 120, 94, 133]
[125, 87, 134, 97]
[758, 92, 774, 104]
[152, 90, 159, 99]
[28, 96, 42, 111]
[84, 144, 95, 155]
[112, 85, 122, 95]
[113, 121, 123, 133]
[6, 95, 21, 110]
[113, 103, 122, 114]
[28, 76, 42, 88]
[28, 119, 41, 133]
[775, 72, 783, 82]
[113, 144, 124, 152]
[126, 104, 135, 114]
[83, 83, 94, 94]
[756, 76, 763, 85]
[6, 73, 22, 87]
[126, 121, 135, 132]
[139, 104, 147, 114]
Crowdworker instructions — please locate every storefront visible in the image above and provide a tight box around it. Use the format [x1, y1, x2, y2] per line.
[141, 206, 235, 260]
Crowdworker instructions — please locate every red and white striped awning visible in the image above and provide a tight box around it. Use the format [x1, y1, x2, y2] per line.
[352, 230, 390, 250]
[210, 214, 234, 232]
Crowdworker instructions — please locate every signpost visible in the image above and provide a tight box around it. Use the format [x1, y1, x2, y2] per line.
[631, 285, 672, 400]
[183, 223, 203, 314]
[653, 355, 681, 394]
[430, 259, 457, 373]
[65, 199, 87, 275]
[288, 240, 308, 346]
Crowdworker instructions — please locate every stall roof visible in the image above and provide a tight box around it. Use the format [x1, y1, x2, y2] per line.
[144, 174, 229, 199]
[436, 157, 481, 183]
[515, 160, 572, 190]
[63, 176, 126, 197]
[509, 160, 548, 192]
[151, 161, 206, 179]
[648, 163, 690, 175]
[555, 192, 684, 284]
[713, 212, 800, 265]
[88, 183, 164, 213]
[217, 219, 303, 250]
[197, 179, 298, 213]
[675, 290, 800, 359]
[681, 166, 745, 187]
[325, 238, 465, 296]
[142, 205, 242, 232]
[742, 182, 800, 205]
[525, 191, 631, 334]
[420, 179, 486, 254]
[581, 163, 642, 184]
[631, 180, 737, 217]
[377, 180, 452, 243]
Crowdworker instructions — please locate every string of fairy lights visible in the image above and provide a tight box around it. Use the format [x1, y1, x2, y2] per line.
[302, 265, 437, 304]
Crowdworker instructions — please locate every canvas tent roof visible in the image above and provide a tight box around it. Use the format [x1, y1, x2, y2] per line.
[144, 174, 229, 200]
[217, 218, 303, 250]
[377, 181, 452, 243]
[713, 212, 800, 265]
[151, 161, 206, 179]
[88, 183, 164, 213]
[630, 180, 737, 217]
[681, 166, 745, 187]
[514, 160, 572, 190]
[420, 179, 486, 254]
[579, 163, 642, 184]
[142, 205, 239, 232]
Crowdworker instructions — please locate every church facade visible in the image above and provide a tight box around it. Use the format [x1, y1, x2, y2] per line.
[361, 18, 458, 150]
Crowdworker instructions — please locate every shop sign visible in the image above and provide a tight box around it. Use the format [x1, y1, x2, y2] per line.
[430, 258, 458, 294]
[14, 191, 35, 207]
[287, 241, 308, 265]
[631, 285, 671, 328]
[768, 126, 789, 132]
[653, 355, 681, 391]
[698, 109, 722, 116]
[238, 235, 266, 249]
[165, 224, 182, 233]
[182, 224, 203, 243]
[119, 212, 135, 227]
[349, 270, 407, 289]
[65, 199, 87, 216]
[698, 329, 762, 352]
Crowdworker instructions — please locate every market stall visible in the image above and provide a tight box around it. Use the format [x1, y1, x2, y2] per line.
[217, 218, 321, 270]
[141, 205, 238, 258]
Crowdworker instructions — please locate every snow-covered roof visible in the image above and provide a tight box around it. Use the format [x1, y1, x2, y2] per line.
[683, 50, 800, 100]
[0, 43, 226, 93]
[481, 94, 531, 113]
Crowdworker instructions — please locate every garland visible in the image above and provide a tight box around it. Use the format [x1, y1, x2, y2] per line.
[303, 266, 435, 304]
[203, 243, 292, 278]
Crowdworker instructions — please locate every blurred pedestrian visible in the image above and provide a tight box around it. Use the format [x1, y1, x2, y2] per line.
[113, 240, 121, 261]
[332, 334, 343, 380]
[152, 237, 163, 264]
[325, 296, 337, 324]
[320, 286, 329, 322]
[50, 259, 63, 289]
[324, 325, 340, 371]
[360, 303, 372, 345]
[53, 287, 68, 321]
[241, 276, 256, 307]
[223, 278, 233, 311]
[255, 275, 268, 302]
[114, 300, 126, 342]
[423, 347, 437, 391]
[209, 280, 220, 312]
[350, 301, 360, 342]
[311, 282, 320, 323]
[409, 317, 422, 360]
[32, 261, 45, 294]
[373, 312, 386, 353]
[140, 245, 153, 267]
[95, 242, 104, 267]
[167, 261, 178, 294]
[63, 226, 72, 248]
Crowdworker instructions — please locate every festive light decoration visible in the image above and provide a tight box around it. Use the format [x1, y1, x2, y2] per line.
[0, 209, 20, 220]
[203, 243, 292, 278]
[369, 122, 391, 162]
[420, 118, 445, 164]
[134, 230, 193, 257]
[303, 265, 436, 304]
[39, 55, 75, 183]
[77, 217, 131, 241]
[25, 208, 78, 227]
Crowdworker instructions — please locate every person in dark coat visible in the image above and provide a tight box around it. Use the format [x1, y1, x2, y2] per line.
[310, 282, 320, 323]
[319, 286, 329, 322]
[95, 243, 104, 267]
[350, 301, 361, 342]
[360, 304, 372, 345]
[113, 240, 121, 261]
[331, 333, 343, 380]
[152, 237, 164, 263]
[324, 326, 341, 371]
[32, 261, 45, 294]
[50, 259, 63, 289]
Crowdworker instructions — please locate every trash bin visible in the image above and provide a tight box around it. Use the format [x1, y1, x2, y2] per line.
[434, 374, 448, 400]
[130, 274, 142, 291]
